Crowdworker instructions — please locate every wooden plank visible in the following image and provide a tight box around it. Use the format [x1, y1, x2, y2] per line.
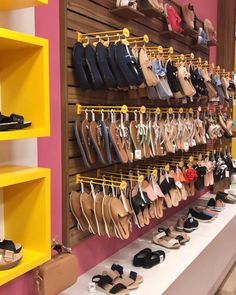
[62, 0, 211, 247]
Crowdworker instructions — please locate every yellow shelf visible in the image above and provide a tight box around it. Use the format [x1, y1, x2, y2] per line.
[0, 28, 50, 140]
[0, 0, 48, 10]
[0, 166, 51, 285]
[0, 249, 50, 286]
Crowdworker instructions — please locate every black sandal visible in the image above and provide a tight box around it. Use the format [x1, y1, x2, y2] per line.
[92, 274, 129, 294]
[0, 239, 22, 253]
[0, 113, 31, 131]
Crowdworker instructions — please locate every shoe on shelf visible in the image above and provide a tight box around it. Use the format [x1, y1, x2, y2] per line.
[116, 0, 137, 9]
[164, 3, 183, 33]
[216, 192, 236, 204]
[181, 3, 195, 30]
[207, 198, 225, 212]
[224, 189, 236, 199]
[188, 208, 213, 223]
[183, 214, 199, 232]
[197, 27, 208, 47]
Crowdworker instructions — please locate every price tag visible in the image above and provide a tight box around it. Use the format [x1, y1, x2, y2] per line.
[88, 282, 96, 293]
[202, 136, 207, 144]
[159, 255, 165, 263]
[184, 142, 189, 152]
[225, 171, 230, 178]
[175, 181, 183, 189]
[182, 98, 187, 104]
[206, 133, 210, 139]
[172, 144, 176, 153]
[192, 139, 196, 147]
[135, 150, 142, 160]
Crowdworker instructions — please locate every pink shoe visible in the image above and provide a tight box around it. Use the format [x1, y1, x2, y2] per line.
[164, 3, 183, 33]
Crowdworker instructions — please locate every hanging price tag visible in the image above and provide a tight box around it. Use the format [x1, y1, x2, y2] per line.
[192, 139, 196, 146]
[225, 171, 230, 178]
[182, 98, 187, 104]
[88, 282, 96, 293]
[202, 136, 207, 144]
[175, 181, 183, 189]
[172, 144, 176, 153]
[184, 142, 189, 152]
[206, 133, 210, 140]
[135, 150, 142, 160]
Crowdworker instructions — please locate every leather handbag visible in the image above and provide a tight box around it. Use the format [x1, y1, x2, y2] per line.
[34, 242, 78, 295]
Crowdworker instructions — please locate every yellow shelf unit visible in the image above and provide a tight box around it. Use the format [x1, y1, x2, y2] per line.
[0, 166, 51, 286]
[0, 0, 48, 10]
[0, 28, 50, 140]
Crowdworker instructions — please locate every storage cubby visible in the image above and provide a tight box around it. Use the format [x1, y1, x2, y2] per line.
[0, 0, 47, 10]
[0, 28, 50, 140]
[0, 166, 51, 286]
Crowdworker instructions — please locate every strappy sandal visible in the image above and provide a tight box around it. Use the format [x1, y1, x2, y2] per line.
[0, 113, 31, 131]
[92, 275, 129, 295]
[109, 197, 131, 240]
[158, 227, 190, 244]
[94, 192, 107, 236]
[74, 121, 91, 168]
[130, 184, 150, 228]
[178, 64, 196, 97]
[0, 240, 22, 254]
[0, 249, 23, 270]
[129, 120, 144, 160]
[153, 231, 180, 249]
[70, 191, 89, 231]
[80, 119, 97, 165]
[102, 195, 116, 238]
[109, 122, 129, 164]
[80, 191, 98, 234]
[89, 120, 107, 165]
[104, 264, 142, 290]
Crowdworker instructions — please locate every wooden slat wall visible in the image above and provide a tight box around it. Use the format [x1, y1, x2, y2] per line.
[61, 0, 209, 247]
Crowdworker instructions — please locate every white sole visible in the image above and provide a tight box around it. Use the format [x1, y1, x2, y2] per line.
[184, 226, 198, 232]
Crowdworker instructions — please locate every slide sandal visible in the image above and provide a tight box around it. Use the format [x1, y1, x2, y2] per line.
[0, 240, 22, 254]
[80, 191, 98, 234]
[92, 275, 129, 295]
[0, 113, 31, 131]
[153, 231, 180, 249]
[109, 197, 130, 240]
[108, 122, 129, 164]
[80, 119, 97, 165]
[94, 192, 106, 236]
[89, 120, 107, 165]
[0, 250, 23, 271]
[141, 250, 166, 269]
[70, 191, 89, 231]
[74, 121, 91, 168]
[129, 120, 144, 160]
[102, 195, 116, 238]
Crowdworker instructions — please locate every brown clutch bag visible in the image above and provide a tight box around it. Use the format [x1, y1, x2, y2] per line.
[34, 242, 78, 295]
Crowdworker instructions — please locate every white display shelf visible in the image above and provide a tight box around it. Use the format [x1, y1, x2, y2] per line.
[61, 193, 236, 295]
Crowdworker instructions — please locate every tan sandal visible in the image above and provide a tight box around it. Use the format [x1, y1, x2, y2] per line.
[153, 231, 180, 249]
[0, 250, 23, 270]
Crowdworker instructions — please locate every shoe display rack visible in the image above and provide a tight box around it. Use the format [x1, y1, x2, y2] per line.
[0, 1, 51, 286]
[0, 0, 48, 11]
[60, 193, 236, 295]
[60, 0, 232, 247]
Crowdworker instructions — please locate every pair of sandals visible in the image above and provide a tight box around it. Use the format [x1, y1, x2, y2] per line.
[133, 248, 165, 268]
[0, 113, 31, 131]
[70, 187, 133, 240]
[153, 227, 190, 249]
[0, 239, 22, 270]
[130, 178, 165, 228]
[92, 264, 143, 295]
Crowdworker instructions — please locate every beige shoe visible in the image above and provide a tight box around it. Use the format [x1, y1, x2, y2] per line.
[182, 4, 195, 29]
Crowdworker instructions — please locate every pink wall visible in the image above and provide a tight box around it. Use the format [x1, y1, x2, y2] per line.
[176, 0, 218, 63]
[0, 0, 218, 294]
